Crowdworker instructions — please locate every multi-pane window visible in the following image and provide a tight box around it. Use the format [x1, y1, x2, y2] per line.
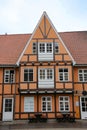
[59, 68, 68, 81]
[4, 70, 15, 83]
[39, 43, 53, 53]
[59, 96, 70, 112]
[47, 69, 53, 79]
[40, 69, 45, 79]
[33, 43, 37, 54]
[79, 69, 87, 82]
[47, 43, 52, 53]
[55, 43, 59, 53]
[39, 43, 45, 53]
[39, 69, 53, 80]
[42, 96, 52, 112]
[5, 99, 12, 112]
[24, 69, 33, 82]
[24, 97, 34, 112]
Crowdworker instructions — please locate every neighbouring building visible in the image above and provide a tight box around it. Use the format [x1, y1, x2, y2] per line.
[0, 12, 87, 121]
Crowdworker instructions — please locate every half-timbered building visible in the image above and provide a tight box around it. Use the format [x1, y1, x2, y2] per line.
[0, 12, 87, 121]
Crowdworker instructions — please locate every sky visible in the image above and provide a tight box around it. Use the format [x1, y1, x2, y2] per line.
[0, 0, 87, 34]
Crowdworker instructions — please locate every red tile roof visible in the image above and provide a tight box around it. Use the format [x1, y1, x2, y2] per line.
[59, 31, 87, 65]
[0, 31, 87, 65]
[0, 34, 31, 65]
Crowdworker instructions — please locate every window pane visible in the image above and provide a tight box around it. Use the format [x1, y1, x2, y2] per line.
[24, 73, 28, 81]
[29, 73, 33, 81]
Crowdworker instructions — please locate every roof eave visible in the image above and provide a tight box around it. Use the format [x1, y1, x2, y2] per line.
[74, 64, 87, 67]
[0, 64, 19, 68]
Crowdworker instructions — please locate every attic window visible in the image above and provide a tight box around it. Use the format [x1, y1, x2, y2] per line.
[55, 43, 59, 54]
[33, 42, 37, 54]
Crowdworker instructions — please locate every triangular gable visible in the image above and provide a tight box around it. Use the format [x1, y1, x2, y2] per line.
[16, 11, 75, 65]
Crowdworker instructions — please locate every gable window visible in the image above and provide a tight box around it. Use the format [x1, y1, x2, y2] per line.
[79, 69, 87, 82]
[42, 96, 52, 112]
[59, 68, 68, 81]
[24, 69, 33, 82]
[55, 43, 59, 53]
[47, 43, 52, 53]
[4, 70, 15, 83]
[24, 97, 34, 112]
[59, 96, 70, 112]
[39, 43, 45, 53]
[33, 42, 37, 54]
[39, 43, 53, 53]
[38, 42, 53, 61]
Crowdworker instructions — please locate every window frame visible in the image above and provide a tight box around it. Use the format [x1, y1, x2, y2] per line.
[55, 42, 59, 54]
[38, 42, 53, 54]
[32, 42, 37, 54]
[59, 96, 70, 112]
[39, 68, 54, 81]
[59, 68, 69, 82]
[24, 97, 34, 112]
[4, 70, 15, 83]
[41, 96, 52, 112]
[24, 68, 33, 82]
[78, 69, 87, 82]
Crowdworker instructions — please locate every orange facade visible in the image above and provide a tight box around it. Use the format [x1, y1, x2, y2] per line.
[0, 12, 87, 121]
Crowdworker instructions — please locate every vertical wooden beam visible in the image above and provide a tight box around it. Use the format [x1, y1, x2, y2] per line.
[1, 68, 4, 121]
[44, 15, 46, 38]
[72, 64, 75, 117]
[53, 39, 55, 61]
[19, 65, 21, 119]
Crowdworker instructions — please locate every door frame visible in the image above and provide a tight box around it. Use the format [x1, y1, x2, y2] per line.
[80, 96, 87, 119]
[2, 97, 14, 121]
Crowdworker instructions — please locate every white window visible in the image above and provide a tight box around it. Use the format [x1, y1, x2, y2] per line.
[24, 97, 34, 112]
[33, 42, 37, 54]
[55, 43, 59, 53]
[4, 70, 15, 83]
[39, 43, 53, 53]
[59, 68, 68, 81]
[79, 69, 87, 82]
[42, 96, 52, 112]
[24, 69, 33, 82]
[38, 42, 53, 61]
[38, 68, 54, 88]
[59, 96, 70, 112]
[47, 43, 52, 53]
[39, 43, 45, 53]
[39, 69, 54, 80]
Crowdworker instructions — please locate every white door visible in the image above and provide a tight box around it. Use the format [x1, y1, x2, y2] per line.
[80, 97, 87, 119]
[3, 98, 14, 121]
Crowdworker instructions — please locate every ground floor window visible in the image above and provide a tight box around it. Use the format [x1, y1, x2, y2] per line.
[59, 96, 70, 112]
[24, 97, 34, 112]
[42, 96, 52, 112]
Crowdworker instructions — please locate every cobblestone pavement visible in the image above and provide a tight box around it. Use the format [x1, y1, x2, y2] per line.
[0, 120, 87, 130]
